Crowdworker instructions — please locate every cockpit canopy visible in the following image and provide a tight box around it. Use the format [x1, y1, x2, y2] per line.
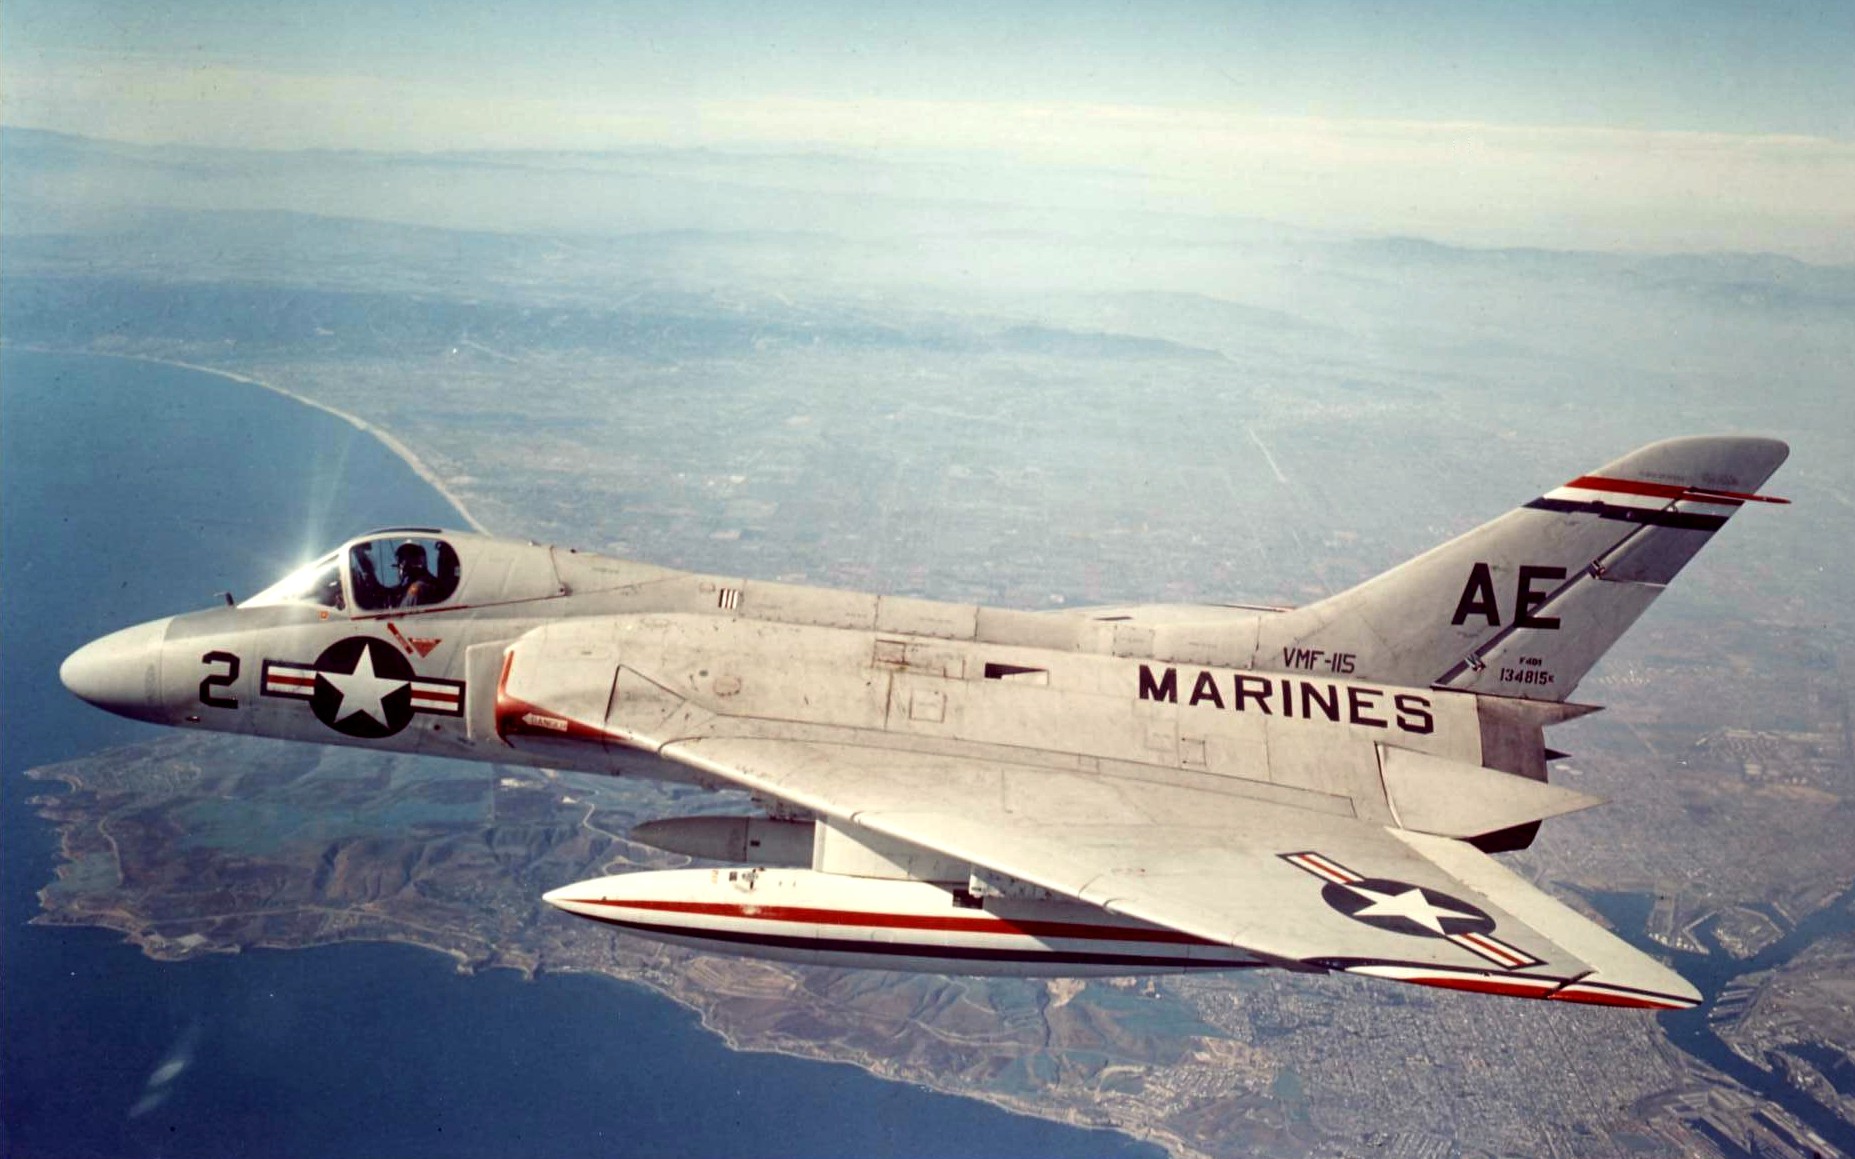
[244, 552, 349, 610]
[242, 530, 561, 614]
[348, 536, 461, 611]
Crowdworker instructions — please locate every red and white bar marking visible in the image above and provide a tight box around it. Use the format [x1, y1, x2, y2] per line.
[261, 659, 463, 716]
[1282, 851, 1361, 885]
[262, 660, 319, 699]
[1449, 929, 1541, 970]
[408, 678, 463, 716]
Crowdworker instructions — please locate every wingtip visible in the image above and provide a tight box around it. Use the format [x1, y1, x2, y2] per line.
[1343, 963, 1701, 1010]
[1548, 975, 1701, 1010]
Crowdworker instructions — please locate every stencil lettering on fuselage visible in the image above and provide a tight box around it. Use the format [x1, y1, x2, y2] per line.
[1137, 665, 1434, 736]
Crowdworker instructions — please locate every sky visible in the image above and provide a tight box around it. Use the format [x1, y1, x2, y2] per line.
[3, 1, 1853, 258]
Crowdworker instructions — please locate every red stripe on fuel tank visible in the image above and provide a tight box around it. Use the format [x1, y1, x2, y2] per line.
[1390, 974, 1559, 1000]
[572, 898, 1215, 945]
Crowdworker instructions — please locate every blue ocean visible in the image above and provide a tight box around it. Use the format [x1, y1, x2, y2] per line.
[0, 349, 1159, 1158]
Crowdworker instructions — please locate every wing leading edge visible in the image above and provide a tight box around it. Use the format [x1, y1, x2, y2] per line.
[661, 737, 1698, 1009]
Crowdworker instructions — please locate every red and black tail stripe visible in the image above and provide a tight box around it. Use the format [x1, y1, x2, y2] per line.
[1526, 473, 1788, 532]
[1561, 475, 1787, 506]
[1523, 497, 1729, 532]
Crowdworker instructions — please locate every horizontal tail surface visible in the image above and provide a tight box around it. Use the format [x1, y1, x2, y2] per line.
[1252, 436, 1789, 700]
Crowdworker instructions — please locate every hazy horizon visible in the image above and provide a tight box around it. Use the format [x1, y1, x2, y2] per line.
[5, 2, 1852, 260]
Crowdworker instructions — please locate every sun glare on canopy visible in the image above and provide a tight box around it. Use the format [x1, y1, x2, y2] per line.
[242, 552, 345, 610]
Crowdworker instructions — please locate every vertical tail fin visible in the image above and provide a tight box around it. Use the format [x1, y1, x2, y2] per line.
[1252, 436, 1789, 700]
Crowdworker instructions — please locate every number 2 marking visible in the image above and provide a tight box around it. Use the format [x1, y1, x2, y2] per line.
[199, 651, 240, 708]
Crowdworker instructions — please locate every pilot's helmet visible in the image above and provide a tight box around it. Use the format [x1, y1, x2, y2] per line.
[395, 542, 428, 571]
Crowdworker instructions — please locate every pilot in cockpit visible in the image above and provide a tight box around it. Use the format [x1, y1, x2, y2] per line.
[393, 542, 439, 608]
[342, 536, 462, 612]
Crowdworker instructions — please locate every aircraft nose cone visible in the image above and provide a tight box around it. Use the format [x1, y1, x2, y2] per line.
[60, 618, 173, 722]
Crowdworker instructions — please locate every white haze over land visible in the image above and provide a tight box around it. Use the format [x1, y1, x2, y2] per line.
[4, 1, 1852, 260]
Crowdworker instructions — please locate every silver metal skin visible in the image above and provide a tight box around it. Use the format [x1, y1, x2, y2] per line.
[59, 438, 1790, 1007]
[59, 617, 174, 723]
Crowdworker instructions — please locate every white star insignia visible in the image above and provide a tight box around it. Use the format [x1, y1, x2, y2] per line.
[1344, 884, 1481, 935]
[321, 646, 407, 726]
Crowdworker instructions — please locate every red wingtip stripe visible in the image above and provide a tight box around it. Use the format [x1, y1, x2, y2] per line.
[1549, 983, 1697, 1010]
[1564, 475, 1788, 506]
[1449, 931, 1539, 969]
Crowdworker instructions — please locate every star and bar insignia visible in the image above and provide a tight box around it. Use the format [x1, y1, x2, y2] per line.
[1281, 851, 1542, 970]
[262, 636, 463, 739]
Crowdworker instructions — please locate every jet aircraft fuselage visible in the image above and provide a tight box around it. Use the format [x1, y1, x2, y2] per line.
[62, 436, 1791, 1007]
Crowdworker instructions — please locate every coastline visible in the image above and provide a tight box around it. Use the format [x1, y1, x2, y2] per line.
[6, 345, 491, 536]
[24, 750, 1184, 1158]
[9, 346, 1179, 1159]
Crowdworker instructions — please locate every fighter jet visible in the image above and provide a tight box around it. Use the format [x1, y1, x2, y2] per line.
[62, 436, 1789, 1009]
